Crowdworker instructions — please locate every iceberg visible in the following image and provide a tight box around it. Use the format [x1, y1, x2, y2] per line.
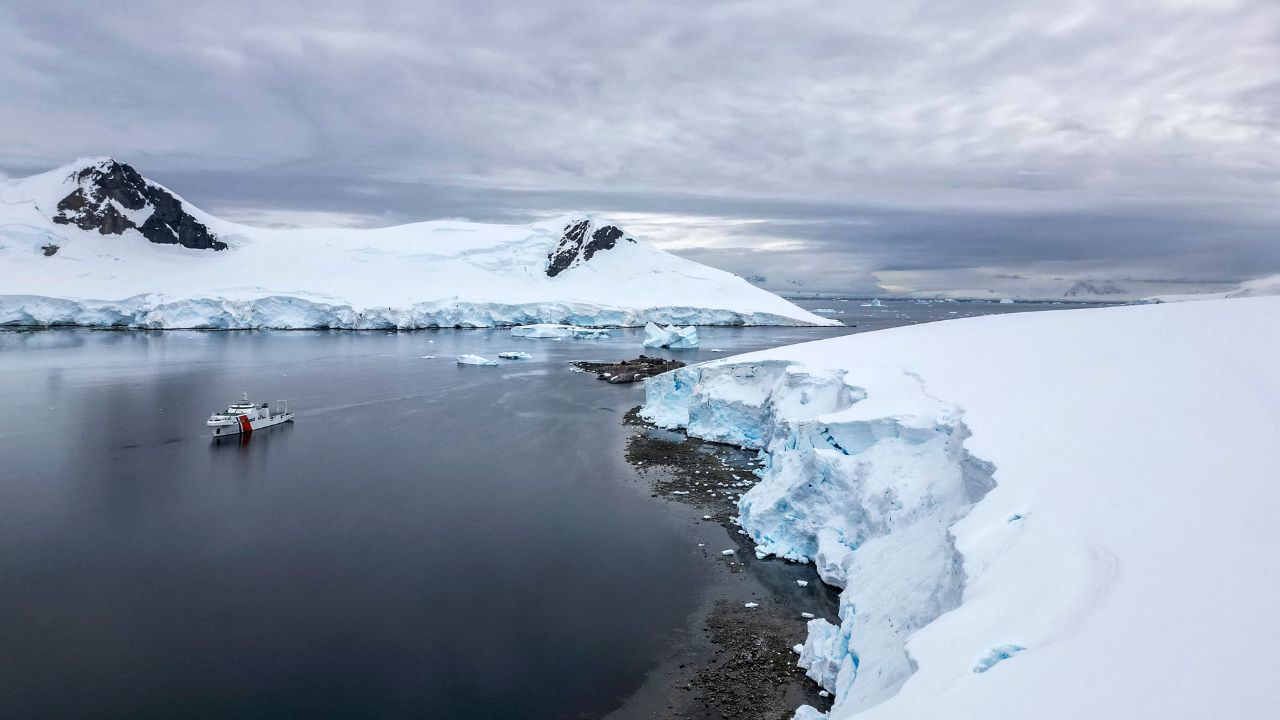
[642, 322, 700, 349]
[510, 324, 610, 339]
[641, 297, 1280, 720]
[497, 351, 532, 360]
[456, 354, 498, 366]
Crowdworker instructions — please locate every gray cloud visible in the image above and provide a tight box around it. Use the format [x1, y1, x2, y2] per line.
[2, 0, 1278, 297]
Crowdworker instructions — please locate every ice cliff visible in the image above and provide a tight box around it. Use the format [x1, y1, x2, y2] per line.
[643, 358, 994, 715]
[642, 297, 1280, 719]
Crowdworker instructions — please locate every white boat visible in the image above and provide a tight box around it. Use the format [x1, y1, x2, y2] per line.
[207, 392, 293, 437]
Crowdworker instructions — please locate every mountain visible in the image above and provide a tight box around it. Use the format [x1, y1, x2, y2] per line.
[0, 158, 833, 329]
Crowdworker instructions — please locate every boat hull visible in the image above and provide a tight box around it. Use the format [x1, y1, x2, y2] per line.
[209, 413, 293, 437]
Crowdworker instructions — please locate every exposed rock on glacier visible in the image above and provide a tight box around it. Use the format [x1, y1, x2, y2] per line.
[545, 216, 633, 277]
[643, 322, 700, 349]
[52, 159, 224, 250]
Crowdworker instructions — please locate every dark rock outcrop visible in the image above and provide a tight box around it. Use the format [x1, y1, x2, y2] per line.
[572, 355, 685, 383]
[546, 217, 635, 277]
[51, 160, 226, 251]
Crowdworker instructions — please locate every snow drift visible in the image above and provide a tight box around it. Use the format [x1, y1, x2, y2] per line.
[0, 158, 833, 329]
[642, 297, 1280, 719]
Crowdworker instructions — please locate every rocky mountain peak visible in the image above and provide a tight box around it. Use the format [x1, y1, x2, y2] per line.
[52, 159, 226, 251]
[546, 216, 635, 277]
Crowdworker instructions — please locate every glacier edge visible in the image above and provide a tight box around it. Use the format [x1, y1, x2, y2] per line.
[641, 359, 995, 718]
[0, 294, 825, 329]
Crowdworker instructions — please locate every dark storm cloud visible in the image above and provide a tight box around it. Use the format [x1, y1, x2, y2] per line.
[2, 0, 1278, 296]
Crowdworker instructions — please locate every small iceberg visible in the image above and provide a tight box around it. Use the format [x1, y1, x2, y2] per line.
[861, 298, 884, 307]
[999, 298, 1015, 304]
[511, 324, 611, 339]
[642, 322, 700, 349]
[456, 354, 498, 366]
[497, 351, 532, 360]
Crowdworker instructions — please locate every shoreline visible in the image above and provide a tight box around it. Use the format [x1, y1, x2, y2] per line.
[606, 408, 837, 720]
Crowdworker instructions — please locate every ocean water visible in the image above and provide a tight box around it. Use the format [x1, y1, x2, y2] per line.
[0, 301, 1102, 719]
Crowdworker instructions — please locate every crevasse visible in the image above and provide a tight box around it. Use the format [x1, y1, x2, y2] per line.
[642, 360, 995, 718]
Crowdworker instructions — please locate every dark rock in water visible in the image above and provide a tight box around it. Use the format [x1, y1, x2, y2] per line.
[51, 159, 226, 251]
[546, 217, 635, 277]
[573, 355, 685, 383]
[41, 243, 59, 257]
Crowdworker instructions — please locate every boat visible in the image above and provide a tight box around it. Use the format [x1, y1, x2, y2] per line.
[207, 392, 293, 437]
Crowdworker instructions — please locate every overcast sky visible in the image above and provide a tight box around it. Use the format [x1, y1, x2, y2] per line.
[2, 0, 1278, 297]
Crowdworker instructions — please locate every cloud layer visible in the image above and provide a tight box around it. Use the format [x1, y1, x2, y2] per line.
[3, 0, 1278, 296]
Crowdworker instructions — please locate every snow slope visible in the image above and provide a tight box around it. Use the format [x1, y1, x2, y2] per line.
[0, 158, 832, 329]
[643, 297, 1280, 719]
[1147, 273, 1280, 302]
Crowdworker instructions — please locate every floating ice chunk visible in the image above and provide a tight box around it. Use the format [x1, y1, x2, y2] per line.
[419, 355, 435, 359]
[793, 643, 805, 653]
[744, 602, 759, 608]
[642, 321, 700, 349]
[973, 644, 1026, 673]
[671, 490, 689, 495]
[511, 324, 574, 338]
[797, 580, 809, 587]
[456, 354, 498, 366]
[801, 612, 815, 619]
[818, 690, 830, 698]
[861, 298, 883, 307]
[721, 549, 735, 555]
[999, 298, 1015, 304]
[702, 514, 712, 520]
[510, 324, 610, 339]
[497, 351, 532, 360]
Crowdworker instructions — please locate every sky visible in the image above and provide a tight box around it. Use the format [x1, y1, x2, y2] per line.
[1, 0, 1278, 298]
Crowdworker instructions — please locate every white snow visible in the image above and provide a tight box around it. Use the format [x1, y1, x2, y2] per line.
[0, 159, 833, 329]
[456, 354, 498, 366]
[642, 322, 700, 349]
[497, 351, 532, 360]
[642, 297, 1280, 719]
[1147, 273, 1280, 303]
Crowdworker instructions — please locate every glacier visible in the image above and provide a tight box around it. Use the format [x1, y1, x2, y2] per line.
[0, 158, 835, 330]
[642, 296, 1280, 719]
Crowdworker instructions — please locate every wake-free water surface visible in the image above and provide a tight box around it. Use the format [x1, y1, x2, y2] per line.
[0, 301, 1103, 719]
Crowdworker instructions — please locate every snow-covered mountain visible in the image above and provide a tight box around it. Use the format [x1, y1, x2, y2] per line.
[643, 296, 1280, 719]
[0, 158, 833, 329]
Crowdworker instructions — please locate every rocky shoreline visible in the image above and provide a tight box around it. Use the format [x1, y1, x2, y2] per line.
[606, 408, 836, 720]
[572, 356, 687, 384]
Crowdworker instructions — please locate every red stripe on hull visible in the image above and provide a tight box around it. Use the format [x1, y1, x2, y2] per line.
[238, 415, 253, 434]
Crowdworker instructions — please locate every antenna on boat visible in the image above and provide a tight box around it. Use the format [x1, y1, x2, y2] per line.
[242, 390, 248, 403]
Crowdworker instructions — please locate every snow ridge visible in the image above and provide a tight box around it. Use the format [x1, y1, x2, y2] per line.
[642, 360, 995, 718]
